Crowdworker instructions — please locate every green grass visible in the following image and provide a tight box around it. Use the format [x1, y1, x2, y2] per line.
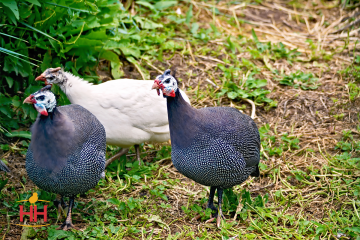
[1, 0, 360, 239]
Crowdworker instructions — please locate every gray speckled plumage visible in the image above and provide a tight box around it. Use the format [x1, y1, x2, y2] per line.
[0, 160, 10, 172]
[168, 92, 260, 189]
[26, 104, 106, 197]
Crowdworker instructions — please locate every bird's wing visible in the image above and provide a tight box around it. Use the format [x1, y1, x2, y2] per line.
[0, 160, 10, 172]
[198, 107, 260, 167]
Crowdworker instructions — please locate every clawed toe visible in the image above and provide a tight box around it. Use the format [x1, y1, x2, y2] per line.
[191, 215, 202, 221]
[57, 222, 79, 231]
[205, 217, 216, 223]
[216, 212, 226, 228]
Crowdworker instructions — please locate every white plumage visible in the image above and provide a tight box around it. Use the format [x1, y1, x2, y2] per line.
[36, 68, 190, 156]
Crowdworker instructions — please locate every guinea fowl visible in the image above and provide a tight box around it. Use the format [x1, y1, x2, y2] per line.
[35, 67, 190, 166]
[152, 70, 260, 227]
[0, 160, 10, 172]
[23, 85, 106, 230]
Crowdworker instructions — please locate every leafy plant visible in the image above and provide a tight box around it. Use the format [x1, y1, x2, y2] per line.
[347, 82, 360, 100]
[217, 71, 273, 104]
[277, 71, 320, 90]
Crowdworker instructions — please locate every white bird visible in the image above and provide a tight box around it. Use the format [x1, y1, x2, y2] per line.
[35, 67, 191, 166]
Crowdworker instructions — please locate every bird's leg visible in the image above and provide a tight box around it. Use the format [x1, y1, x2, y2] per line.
[57, 197, 79, 231]
[216, 187, 225, 228]
[61, 197, 68, 209]
[105, 148, 129, 168]
[207, 186, 218, 213]
[54, 195, 66, 219]
[204, 186, 218, 223]
[135, 144, 142, 165]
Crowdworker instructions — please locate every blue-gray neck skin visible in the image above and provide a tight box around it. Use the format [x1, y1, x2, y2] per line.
[166, 89, 198, 149]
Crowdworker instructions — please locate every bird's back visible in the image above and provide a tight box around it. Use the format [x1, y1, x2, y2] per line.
[26, 104, 106, 197]
[61, 74, 190, 146]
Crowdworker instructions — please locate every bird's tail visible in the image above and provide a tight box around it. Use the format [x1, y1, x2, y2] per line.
[0, 160, 10, 172]
[250, 165, 259, 177]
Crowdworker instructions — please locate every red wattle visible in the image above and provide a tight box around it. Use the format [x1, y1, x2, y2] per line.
[40, 111, 48, 116]
[169, 90, 175, 97]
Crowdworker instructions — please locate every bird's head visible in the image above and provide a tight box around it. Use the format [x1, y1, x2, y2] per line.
[33, 192, 38, 197]
[23, 85, 56, 116]
[152, 69, 178, 98]
[35, 67, 64, 85]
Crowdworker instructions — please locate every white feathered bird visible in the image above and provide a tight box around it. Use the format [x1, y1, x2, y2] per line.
[35, 67, 190, 166]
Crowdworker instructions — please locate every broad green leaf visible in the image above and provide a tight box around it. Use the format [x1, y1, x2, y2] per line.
[136, 1, 155, 10]
[11, 96, 21, 108]
[5, 76, 13, 88]
[86, 30, 107, 40]
[47, 228, 74, 239]
[41, 51, 52, 72]
[0, 179, 8, 192]
[4, 9, 17, 25]
[191, 23, 199, 35]
[107, 198, 121, 206]
[227, 91, 238, 99]
[100, 51, 123, 79]
[0, 106, 12, 118]
[111, 61, 123, 79]
[154, 1, 177, 10]
[1, 0, 19, 19]
[24, 0, 41, 6]
[135, 17, 163, 29]
[120, 47, 140, 58]
[246, 79, 267, 89]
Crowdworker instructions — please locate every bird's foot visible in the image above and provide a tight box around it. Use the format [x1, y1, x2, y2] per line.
[191, 215, 202, 222]
[205, 217, 216, 223]
[216, 212, 226, 228]
[56, 221, 79, 231]
[105, 148, 129, 168]
[204, 212, 225, 226]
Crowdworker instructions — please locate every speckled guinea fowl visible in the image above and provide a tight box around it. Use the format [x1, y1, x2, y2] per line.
[0, 160, 10, 172]
[152, 70, 260, 227]
[23, 85, 106, 230]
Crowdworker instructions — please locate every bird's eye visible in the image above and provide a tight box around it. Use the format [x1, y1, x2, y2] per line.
[36, 95, 45, 101]
[49, 76, 55, 80]
[164, 78, 170, 84]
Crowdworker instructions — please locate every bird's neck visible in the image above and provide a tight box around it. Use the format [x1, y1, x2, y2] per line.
[32, 106, 74, 173]
[40, 106, 58, 121]
[166, 90, 197, 147]
[59, 72, 94, 102]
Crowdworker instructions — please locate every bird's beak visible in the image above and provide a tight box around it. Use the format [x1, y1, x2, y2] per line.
[152, 79, 161, 96]
[23, 95, 36, 104]
[35, 74, 49, 85]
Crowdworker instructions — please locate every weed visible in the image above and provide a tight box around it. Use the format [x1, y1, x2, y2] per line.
[278, 71, 320, 90]
[217, 71, 273, 105]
